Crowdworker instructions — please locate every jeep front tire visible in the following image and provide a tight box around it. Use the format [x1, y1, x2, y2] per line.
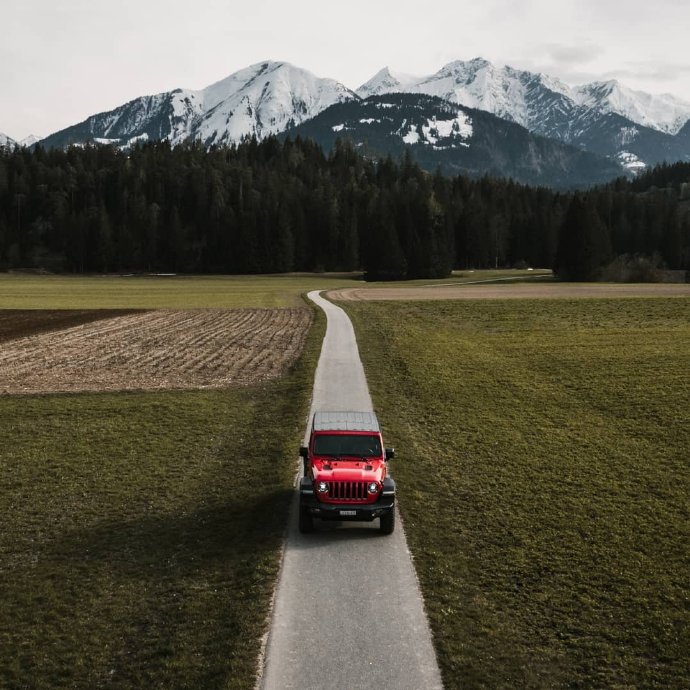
[380, 509, 395, 535]
[298, 508, 314, 533]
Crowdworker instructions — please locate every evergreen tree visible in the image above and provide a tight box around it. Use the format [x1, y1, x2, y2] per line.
[555, 194, 610, 280]
[364, 190, 407, 280]
[0, 140, 686, 279]
[96, 203, 114, 272]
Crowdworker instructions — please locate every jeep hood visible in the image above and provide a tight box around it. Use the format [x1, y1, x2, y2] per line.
[312, 458, 385, 482]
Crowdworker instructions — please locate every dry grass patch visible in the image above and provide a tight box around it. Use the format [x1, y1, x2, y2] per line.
[0, 308, 311, 394]
[328, 282, 690, 301]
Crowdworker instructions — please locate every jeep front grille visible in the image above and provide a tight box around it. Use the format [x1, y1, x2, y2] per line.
[327, 481, 368, 501]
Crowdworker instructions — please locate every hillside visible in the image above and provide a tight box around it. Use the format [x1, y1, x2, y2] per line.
[285, 94, 623, 188]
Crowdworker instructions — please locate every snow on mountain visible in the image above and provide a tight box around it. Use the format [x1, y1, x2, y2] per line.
[0, 132, 17, 147]
[360, 58, 577, 133]
[356, 67, 420, 98]
[34, 58, 690, 170]
[1, 132, 46, 148]
[19, 134, 42, 147]
[94, 88, 203, 146]
[573, 80, 690, 135]
[39, 61, 357, 150]
[37, 88, 204, 149]
[358, 58, 690, 141]
[416, 59, 529, 124]
[286, 93, 624, 187]
[194, 61, 357, 146]
[400, 112, 473, 147]
[616, 151, 647, 173]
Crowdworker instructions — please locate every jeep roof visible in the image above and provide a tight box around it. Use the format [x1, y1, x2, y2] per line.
[312, 410, 380, 433]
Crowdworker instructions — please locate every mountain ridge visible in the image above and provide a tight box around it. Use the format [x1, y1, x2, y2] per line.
[357, 59, 690, 168]
[0, 133, 16, 148]
[283, 93, 624, 188]
[0, 132, 42, 148]
[357, 58, 690, 136]
[39, 61, 356, 150]
[20, 58, 690, 184]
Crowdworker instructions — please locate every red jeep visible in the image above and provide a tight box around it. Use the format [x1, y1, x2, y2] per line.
[298, 411, 396, 534]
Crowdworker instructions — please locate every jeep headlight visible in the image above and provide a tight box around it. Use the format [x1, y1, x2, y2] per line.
[367, 482, 379, 494]
[317, 481, 329, 493]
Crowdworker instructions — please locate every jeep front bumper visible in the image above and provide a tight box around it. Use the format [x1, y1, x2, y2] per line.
[299, 477, 395, 522]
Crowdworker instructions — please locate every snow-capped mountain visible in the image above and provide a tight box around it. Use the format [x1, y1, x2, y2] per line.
[40, 61, 357, 149]
[573, 80, 690, 135]
[32, 57, 690, 179]
[19, 134, 42, 147]
[357, 58, 580, 135]
[358, 58, 690, 137]
[285, 93, 623, 188]
[357, 59, 690, 166]
[0, 132, 17, 147]
[356, 67, 420, 99]
[1, 132, 44, 148]
[195, 61, 356, 146]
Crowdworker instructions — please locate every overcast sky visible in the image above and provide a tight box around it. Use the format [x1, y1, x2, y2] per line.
[3, 0, 690, 140]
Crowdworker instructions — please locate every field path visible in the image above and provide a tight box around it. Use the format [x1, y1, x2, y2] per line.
[260, 291, 442, 690]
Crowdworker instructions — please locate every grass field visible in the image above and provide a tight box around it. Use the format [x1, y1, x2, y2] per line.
[0, 270, 551, 309]
[0, 304, 325, 689]
[0, 274, 359, 309]
[346, 297, 689, 688]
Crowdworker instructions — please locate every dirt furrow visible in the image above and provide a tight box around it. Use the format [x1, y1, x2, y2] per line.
[0, 308, 312, 395]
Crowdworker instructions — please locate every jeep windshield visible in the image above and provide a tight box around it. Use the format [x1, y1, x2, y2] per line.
[313, 434, 382, 458]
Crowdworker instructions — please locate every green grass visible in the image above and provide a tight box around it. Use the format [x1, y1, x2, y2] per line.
[0, 274, 360, 309]
[0, 270, 552, 309]
[0, 307, 325, 689]
[363, 268, 553, 289]
[346, 297, 689, 689]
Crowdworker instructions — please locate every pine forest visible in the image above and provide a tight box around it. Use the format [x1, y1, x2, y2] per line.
[1, 138, 688, 280]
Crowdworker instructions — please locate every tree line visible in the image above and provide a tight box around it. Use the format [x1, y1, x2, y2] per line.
[0, 138, 688, 279]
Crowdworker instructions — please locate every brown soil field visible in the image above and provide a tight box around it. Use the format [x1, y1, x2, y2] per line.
[0, 308, 312, 394]
[327, 283, 690, 301]
[0, 309, 143, 343]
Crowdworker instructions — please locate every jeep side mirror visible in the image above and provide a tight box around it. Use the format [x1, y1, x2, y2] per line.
[385, 447, 395, 460]
[299, 446, 309, 458]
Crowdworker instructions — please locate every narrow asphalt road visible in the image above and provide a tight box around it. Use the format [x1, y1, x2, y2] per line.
[260, 291, 442, 690]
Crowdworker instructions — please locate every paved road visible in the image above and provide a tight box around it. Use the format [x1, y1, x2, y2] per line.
[260, 291, 442, 690]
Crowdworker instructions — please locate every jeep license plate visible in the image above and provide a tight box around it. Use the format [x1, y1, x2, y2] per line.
[339, 510, 357, 516]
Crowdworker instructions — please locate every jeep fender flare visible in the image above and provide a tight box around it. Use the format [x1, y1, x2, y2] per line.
[381, 476, 396, 497]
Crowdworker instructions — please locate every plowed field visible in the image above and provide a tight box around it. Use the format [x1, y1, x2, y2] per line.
[0, 309, 143, 343]
[0, 308, 312, 394]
